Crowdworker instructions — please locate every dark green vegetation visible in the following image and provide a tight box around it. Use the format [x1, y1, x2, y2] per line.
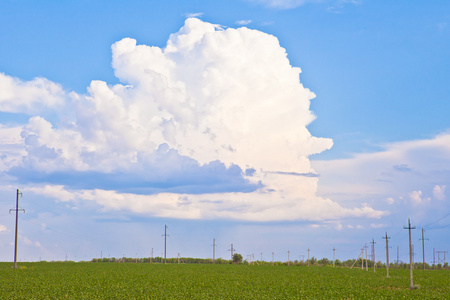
[1, 262, 449, 299]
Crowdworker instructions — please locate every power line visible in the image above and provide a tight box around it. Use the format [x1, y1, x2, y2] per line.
[423, 212, 450, 229]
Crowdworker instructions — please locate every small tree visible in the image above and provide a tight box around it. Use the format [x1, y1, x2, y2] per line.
[232, 253, 243, 264]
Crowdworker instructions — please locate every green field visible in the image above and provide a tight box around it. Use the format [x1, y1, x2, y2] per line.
[1, 262, 449, 299]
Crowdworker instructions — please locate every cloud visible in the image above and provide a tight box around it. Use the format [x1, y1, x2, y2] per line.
[386, 197, 394, 205]
[0, 18, 386, 222]
[236, 20, 252, 25]
[0, 224, 7, 233]
[185, 12, 203, 18]
[247, 0, 320, 9]
[433, 185, 446, 201]
[0, 73, 67, 115]
[370, 223, 385, 229]
[313, 133, 450, 204]
[327, 0, 361, 13]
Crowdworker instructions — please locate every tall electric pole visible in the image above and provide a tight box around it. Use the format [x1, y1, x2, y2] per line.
[307, 248, 310, 266]
[371, 239, 376, 273]
[9, 189, 25, 269]
[404, 218, 416, 290]
[361, 247, 365, 269]
[163, 225, 169, 264]
[397, 246, 399, 268]
[287, 250, 290, 266]
[228, 243, 235, 260]
[420, 228, 428, 270]
[212, 238, 217, 264]
[260, 252, 263, 265]
[365, 243, 368, 271]
[272, 252, 274, 266]
[332, 248, 336, 267]
[383, 232, 390, 277]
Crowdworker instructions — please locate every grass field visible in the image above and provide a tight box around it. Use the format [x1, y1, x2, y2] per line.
[1, 262, 449, 299]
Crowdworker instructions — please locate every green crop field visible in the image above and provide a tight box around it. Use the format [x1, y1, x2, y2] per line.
[1, 262, 449, 299]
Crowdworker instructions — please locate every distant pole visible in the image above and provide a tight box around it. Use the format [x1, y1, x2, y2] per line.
[371, 239, 376, 273]
[361, 247, 364, 269]
[287, 250, 290, 266]
[307, 248, 310, 267]
[260, 252, 263, 265]
[101, 251, 103, 262]
[228, 243, 236, 260]
[213, 238, 216, 264]
[10, 189, 24, 269]
[420, 228, 428, 270]
[383, 232, 390, 277]
[164, 225, 168, 264]
[433, 248, 435, 269]
[397, 246, 399, 268]
[151, 248, 153, 263]
[332, 248, 336, 267]
[365, 244, 368, 271]
[404, 218, 416, 290]
[272, 252, 274, 266]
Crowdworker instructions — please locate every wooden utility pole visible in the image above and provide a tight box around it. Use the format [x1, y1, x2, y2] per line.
[212, 238, 216, 264]
[404, 218, 416, 290]
[397, 246, 399, 268]
[307, 248, 310, 266]
[420, 228, 428, 270]
[228, 244, 236, 260]
[9, 189, 24, 269]
[287, 250, 290, 266]
[383, 232, 390, 277]
[272, 252, 274, 266]
[371, 239, 376, 273]
[361, 247, 364, 269]
[164, 225, 168, 264]
[332, 248, 336, 267]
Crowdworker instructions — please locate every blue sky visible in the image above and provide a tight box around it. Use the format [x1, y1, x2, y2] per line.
[0, 0, 449, 264]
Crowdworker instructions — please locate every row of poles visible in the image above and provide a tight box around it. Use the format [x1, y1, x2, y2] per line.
[8, 190, 447, 291]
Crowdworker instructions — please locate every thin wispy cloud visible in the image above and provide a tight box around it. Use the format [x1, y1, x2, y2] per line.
[247, 0, 321, 9]
[185, 12, 203, 18]
[236, 20, 252, 25]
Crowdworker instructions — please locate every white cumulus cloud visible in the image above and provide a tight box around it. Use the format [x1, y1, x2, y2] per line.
[0, 18, 387, 222]
[432, 185, 446, 200]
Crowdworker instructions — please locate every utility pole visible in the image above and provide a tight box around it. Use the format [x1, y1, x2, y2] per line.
[365, 243, 368, 271]
[383, 232, 390, 277]
[307, 248, 310, 266]
[397, 246, 399, 268]
[9, 189, 25, 269]
[212, 238, 216, 264]
[287, 250, 290, 266]
[433, 248, 435, 269]
[163, 225, 169, 264]
[371, 239, 376, 273]
[404, 218, 416, 290]
[420, 228, 428, 270]
[361, 247, 365, 269]
[228, 244, 235, 260]
[272, 252, 274, 266]
[260, 252, 263, 265]
[332, 248, 336, 267]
